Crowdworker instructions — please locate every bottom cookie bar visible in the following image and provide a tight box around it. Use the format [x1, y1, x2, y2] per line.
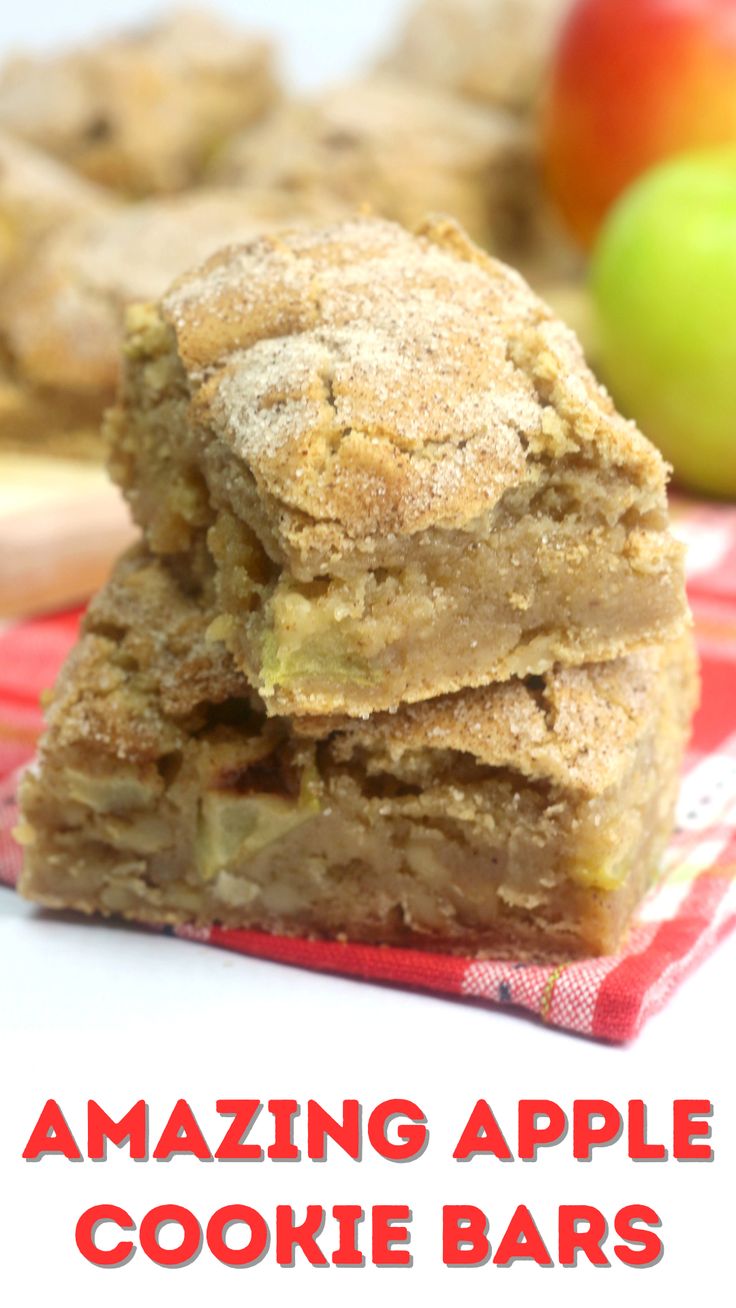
[17, 548, 697, 960]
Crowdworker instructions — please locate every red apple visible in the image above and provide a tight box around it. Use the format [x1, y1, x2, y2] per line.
[542, 0, 736, 247]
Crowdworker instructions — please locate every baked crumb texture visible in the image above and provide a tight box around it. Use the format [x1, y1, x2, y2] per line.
[108, 215, 688, 718]
[0, 11, 277, 196]
[18, 546, 697, 961]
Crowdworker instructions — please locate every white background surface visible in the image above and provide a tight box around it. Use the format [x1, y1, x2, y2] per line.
[0, 3, 733, 1304]
[0, 0, 415, 89]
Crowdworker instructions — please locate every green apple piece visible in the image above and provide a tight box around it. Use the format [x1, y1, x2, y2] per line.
[197, 788, 319, 882]
[591, 148, 736, 497]
[260, 625, 379, 693]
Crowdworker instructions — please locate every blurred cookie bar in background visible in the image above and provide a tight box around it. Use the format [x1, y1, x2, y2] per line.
[0, 9, 278, 196]
[0, 131, 115, 280]
[0, 187, 344, 457]
[382, 0, 587, 343]
[211, 74, 530, 254]
[384, 0, 571, 114]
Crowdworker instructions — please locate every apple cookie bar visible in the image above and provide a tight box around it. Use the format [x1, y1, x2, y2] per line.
[384, 0, 571, 115]
[0, 10, 277, 196]
[0, 131, 115, 281]
[380, 0, 581, 286]
[17, 547, 697, 960]
[210, 75, 532, 254]
[108, 214, 687, 718]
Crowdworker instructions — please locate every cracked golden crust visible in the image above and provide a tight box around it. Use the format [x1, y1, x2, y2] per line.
[0, 188, 346, 395]
[0, 10, 277, 196]
[41, 545, 697, 798]
[300, 640, 698, 796]
[154, 213, 669, 563]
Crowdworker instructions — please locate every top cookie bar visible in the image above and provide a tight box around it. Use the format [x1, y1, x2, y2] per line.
[108, 214, 687, 718]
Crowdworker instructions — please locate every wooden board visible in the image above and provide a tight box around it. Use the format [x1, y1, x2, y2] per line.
[0, 455, 137, 619]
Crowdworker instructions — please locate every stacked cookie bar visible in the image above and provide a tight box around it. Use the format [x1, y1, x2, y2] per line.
[18, 216, 695, 959]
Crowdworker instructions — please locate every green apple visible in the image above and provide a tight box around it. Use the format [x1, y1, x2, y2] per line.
[591, 148, 736, 497]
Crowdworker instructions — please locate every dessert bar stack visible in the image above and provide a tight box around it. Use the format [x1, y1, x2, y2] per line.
[18, 216, 696, 960]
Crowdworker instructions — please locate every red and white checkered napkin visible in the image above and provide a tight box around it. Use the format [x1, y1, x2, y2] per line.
[1, 496, 735, 1043]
